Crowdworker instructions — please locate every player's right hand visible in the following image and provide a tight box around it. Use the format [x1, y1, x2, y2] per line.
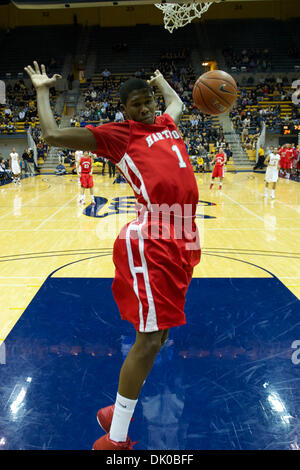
[24, 61, 62, 90]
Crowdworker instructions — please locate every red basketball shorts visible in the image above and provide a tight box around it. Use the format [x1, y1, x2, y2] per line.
[80, 173, 93, 188]
[282, 158, 291, 170]
[111, 212, 201, 332]
[212, 165, 224, 178]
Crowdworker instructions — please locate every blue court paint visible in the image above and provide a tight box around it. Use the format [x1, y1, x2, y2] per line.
[83, 196, 216, 219]
[83, 196, 108, 217]
[0, 277, 299, 450]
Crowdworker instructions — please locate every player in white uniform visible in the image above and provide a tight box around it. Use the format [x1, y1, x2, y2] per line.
[75, 150, 83, 185]
[264, 147, 281, 198]
[9, 147, 21, 184]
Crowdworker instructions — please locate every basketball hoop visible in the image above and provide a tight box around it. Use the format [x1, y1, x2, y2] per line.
[155, 2, 213, 33]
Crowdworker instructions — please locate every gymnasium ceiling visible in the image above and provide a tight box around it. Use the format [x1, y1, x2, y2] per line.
[9, 0, 287, 9]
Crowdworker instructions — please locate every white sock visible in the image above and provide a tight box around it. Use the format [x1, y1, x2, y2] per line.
[271, 190, 275, 197]
[109, 393, 138, 442]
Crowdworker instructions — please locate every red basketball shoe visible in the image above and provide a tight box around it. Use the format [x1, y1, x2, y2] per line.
[93, 433, 136, 450]
[96, 405, 115, 433]
[97, 404, 134, 433]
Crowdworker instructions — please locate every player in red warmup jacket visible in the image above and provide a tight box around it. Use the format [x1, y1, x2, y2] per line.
[25, 62, 201, 450]
[291, 144, 298, 170]
[210, 149, 227, 190]
[284, 143, 294, 179]
[78, 151, 95, 205]
[278, 144, 287, 176]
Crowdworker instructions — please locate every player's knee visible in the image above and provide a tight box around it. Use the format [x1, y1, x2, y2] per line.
[136, 333, 163, 359]
[145, 336, 162, 357]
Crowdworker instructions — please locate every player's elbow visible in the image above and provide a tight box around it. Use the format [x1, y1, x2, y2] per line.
[177, 99, 184, 114]
[42, 130, 61, 146]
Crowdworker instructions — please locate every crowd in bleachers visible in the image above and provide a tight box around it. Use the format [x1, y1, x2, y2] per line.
[222, 47, 272, 72]
[229, 75, 299, 155]
[72, 50, 231, 168]
[0, 79, 61, 164]
[77, 75, 121, 124]
[0, 80, 37, 134]
[0, 51, 298, 176]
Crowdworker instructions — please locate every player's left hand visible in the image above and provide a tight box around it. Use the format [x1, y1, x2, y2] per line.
[147, 69, 164, 87]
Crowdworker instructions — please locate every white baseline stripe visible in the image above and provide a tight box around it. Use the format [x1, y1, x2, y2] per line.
[34, 194, 79, 231]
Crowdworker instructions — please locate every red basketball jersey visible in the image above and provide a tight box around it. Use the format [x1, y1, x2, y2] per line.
[86, 114, 199, 214]
[214, 152, 226, 166]
[285, 148, 293, 161]
[80, 156, 92, 174]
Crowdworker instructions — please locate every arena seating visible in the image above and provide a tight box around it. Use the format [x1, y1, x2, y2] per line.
[0, 21, 299, 172]
[0, 25, 77, 79]
[229, 80, 298, 162]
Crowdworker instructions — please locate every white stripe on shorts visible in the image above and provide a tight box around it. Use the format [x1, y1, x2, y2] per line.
[125, 211, 158, 332]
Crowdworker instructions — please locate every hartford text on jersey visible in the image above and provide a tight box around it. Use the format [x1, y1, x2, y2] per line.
[145, 129, 180, 148]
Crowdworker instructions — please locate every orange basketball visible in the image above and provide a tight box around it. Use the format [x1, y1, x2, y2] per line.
[192, 70, 238, 115]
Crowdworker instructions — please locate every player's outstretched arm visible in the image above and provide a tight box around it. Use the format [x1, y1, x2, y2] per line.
[147, 70, 183, 125]
[24, 61, 97, 151]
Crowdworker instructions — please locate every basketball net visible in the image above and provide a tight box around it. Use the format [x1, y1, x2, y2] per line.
[155, 2, 213, 33]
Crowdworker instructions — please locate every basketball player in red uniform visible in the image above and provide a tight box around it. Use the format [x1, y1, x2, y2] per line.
[291, 144, 298, 169]
[25, 62, 201, 450]
[209, 149, 227, 190]
[284, 144, 294, 179]
[278, 144, 287, 174]
[78, 151, 95, 205]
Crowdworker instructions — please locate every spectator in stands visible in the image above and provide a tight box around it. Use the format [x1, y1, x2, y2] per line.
[224, 143, 232, 162]
[26, 148, 35, 176]
[204, 152, 213, 173]
[55, 163, 67, 175]
[195, 155, 203, 172]
[22, 148, 30, 175]
[108, 160, 116, 178]
[6, 121, 15, 134]
[101, 157, 107, 175]
[115, 110, 124, 122]
[0, 155, 11, 183]
[57, 150, 65, 165]
[102, 68, 111, 79]
[18, 108, 26, 121]
[37, 139, 45, 161]
[253, 146, 266, 170]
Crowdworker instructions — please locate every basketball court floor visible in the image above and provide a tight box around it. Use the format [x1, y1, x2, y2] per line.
[0, 169, 299, 450]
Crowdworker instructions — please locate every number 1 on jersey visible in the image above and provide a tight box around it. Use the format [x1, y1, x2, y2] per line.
[172, 145, 187, 168]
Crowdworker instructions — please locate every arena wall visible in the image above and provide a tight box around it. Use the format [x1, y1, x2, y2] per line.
[0, 0, 299, 29]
